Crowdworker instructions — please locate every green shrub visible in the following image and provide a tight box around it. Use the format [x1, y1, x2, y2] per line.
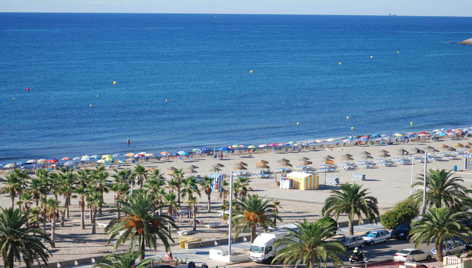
[381, 198, 419, 229]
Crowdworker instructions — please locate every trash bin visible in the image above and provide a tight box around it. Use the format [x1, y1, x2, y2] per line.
[453, 165, 458, 171]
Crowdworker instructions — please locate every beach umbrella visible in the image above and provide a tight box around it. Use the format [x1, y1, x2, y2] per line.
[80, 155, 90, 161]
[233, 163, 248, 170]
[167, 167, 177, 175]
[256, 161, 269, 169]
[61, 157, 71, 161]
[177, 151, 189, 156]
[394, 133, 404, 137]
[323, 155, 334, 161]
[302, 160, 313, 166]
[63, 161, 75, 167]
[247, 145, 256, 149]
[26, 159, 37, 164]
[4, 163, 16, 169]
[211, 164, 222, 172]
[278, 158, 292, 168]
[414, 148, 425, 154]
[72, 157, 80, 161]
[37, 159, 48, 164]
[186, 167, 197, 174]
[378, 150, 390, 158]
[455, 143, 465, 148]
[160, 152, 170, 156]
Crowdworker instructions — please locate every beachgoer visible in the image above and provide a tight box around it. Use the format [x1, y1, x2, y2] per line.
[127, 136, 131, 146]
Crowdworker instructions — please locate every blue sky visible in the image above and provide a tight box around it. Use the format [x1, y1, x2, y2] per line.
[1, 0, 471, 17]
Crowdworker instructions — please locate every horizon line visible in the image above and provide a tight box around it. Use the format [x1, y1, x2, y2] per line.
[0, 11, 471, 18]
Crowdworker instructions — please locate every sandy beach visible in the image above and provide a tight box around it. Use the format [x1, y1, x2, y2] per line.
[1, 137, 472, 265]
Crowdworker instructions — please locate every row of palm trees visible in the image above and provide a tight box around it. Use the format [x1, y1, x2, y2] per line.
[0, 165, 254, 267]
[0, 165, 470, 267]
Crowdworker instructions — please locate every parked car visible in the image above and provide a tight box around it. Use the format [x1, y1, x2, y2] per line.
[431, 240, 465, 256]
[391, 224, 411, 240]
[340, 235, 367, 248]
[362, 229, 390, 245]
[393, 248, 431, 262]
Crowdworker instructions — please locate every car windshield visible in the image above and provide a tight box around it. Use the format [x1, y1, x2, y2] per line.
[367, 232, 377, 237]
[398, 250, 412, 255]
[250, 245, 264, 253]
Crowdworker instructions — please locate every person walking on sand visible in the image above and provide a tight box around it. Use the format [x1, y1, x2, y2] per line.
[127, 136, 131, 146]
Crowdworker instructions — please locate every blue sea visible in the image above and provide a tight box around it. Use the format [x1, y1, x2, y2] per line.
[1, 13, 472, 162]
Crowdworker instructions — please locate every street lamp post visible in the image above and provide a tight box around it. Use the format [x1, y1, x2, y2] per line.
[410, 156, 414, 195]
[420, 152, 428, 215]
[227, 173, 234, 261]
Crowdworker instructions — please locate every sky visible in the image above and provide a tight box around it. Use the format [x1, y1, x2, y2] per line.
[1, 0, 472, 17]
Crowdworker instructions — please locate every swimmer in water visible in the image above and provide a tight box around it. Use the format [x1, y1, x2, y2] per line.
[127, 136, 131, 146]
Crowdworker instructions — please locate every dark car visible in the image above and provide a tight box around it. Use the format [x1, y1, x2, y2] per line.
[391, 224, 410, 240]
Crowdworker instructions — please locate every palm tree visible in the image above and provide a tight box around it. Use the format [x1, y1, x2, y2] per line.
[56, 168, 76, 218]
[322, 183, 379, 235]
[234, 177, 251, 199]
[163, 192, 178, 217]
[181, 177, 201, 231]
[233, 194, 279, 242]
[169, 168, 185, 206]
[133, 165, 148, 188]
[0, 208, 51, 268]
[272, 219, 346, 268]
[86, 187, 102, 234]
[200, 176, 213, 212]
[76, 169, 92, 229]
[26, 177, 47, 207]
[94, 251, 152, 268]
[412, 169, 470, 211]
[0, 169, 28, 208]
[92, 165, 110, 215]
[410, 207, 472, 261]
[111, 169, 132, 219]
[44, 198, 59, 247]
[106, 191, 177, 260]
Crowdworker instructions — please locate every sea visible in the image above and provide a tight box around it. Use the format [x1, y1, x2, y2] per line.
[1, 13, 472, 162]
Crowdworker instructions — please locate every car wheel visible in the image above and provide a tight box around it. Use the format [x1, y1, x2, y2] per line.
[426, 255, 432, 261]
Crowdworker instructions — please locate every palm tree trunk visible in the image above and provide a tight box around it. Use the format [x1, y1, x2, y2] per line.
[80, 195, 85, 229]
[66, 197, 70, 218]
[437, 243, 444, 262]
[207, 194, 211, 212]
[348, 217, 354, 236]
[10, 195, 15, 208]
[117, 202, 121, 219]
[51, 214, 56, 248]
[99, 191, 103, 216]
[177, 187, 181, 207]
[251, 224, 257, 242]
[61, 210, 65, 227]
[140, 237, 146, 260]
[92, 208, 97, 234]
[192, 203, 197, 231]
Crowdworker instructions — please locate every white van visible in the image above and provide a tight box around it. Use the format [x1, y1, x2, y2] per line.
[249, 231, 288, 263]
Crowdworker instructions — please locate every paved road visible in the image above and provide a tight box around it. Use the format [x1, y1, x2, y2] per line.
[78, 223, 438, 268]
